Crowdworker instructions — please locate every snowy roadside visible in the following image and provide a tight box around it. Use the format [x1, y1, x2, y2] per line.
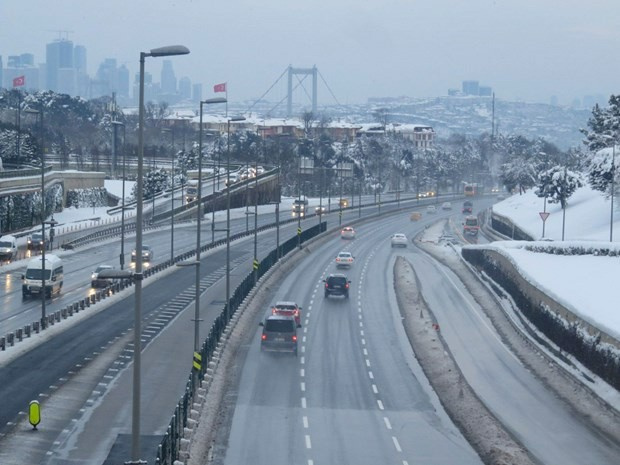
[393, 255, 532, 465]
[413, 220, 620, 444]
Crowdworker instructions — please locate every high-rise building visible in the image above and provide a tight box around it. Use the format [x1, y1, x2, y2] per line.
[3, 53, 40, 90]
[192, 83, 202, 103]
[178, 76, 192, 100]
[479, 86, 492, 97]
[46, 39, 74, 92]
[0, 56, 3, 90]
[161, 60, 177, 95]
[118, 64, 130, 98]
[462, 80, 479, 96]
[73, 45, 88, 96]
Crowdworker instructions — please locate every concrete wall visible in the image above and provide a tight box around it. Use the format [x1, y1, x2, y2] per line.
[462, 246, 620, 390]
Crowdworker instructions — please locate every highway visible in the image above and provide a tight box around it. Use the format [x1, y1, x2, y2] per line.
[2, 194, 617, 464]
[216, 200, 620, 465]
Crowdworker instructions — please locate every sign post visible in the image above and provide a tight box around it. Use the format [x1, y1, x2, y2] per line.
[539, 211, 550, 238]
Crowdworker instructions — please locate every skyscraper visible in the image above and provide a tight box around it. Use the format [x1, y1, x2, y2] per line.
[161, 60, 177, 95]
[178, 76, 192, 100]
[462, 80, 479, 96]
[192, 83, 202, 103]
[46, 39, 74, 92]
[118, 64, 130, 98]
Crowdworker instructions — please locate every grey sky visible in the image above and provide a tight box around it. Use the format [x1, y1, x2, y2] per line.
[1, 0, 618, 106]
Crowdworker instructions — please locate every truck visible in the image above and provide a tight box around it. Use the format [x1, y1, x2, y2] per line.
[185, 180, 198, 203]
[292, 197, 308, 218]
[463, 215, 480, 237]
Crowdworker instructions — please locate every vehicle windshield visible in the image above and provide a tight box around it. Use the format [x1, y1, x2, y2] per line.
[466, 218, 478, 226]
[25, 269, 51, 280]
[0, 241, 12, 247]
[31, 234, 43, 240]
[95, 266, 111, 273]
[264, 319, 294, 332]
[275, 304, 296, 311]
[328, 277, 347, 285]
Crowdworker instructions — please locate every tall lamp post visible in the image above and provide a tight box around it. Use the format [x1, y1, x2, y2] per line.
[198, 98, 227, 244]
[162, 127, 176, 263]
[112, 121, 126, 269]
[25, 107, 48, 328]
[226, 116, 246, 321]
[603, 135, 617, 242]
[132, 44, 189, 465]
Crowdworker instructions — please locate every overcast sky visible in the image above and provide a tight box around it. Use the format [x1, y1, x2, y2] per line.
[1, 0, 618, 106]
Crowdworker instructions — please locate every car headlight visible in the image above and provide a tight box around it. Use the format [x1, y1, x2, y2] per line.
[91, 273, 97, 279]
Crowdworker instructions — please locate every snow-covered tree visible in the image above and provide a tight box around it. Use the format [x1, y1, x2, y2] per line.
[535, 166, 583, 209]
[132, 168, 170, 200]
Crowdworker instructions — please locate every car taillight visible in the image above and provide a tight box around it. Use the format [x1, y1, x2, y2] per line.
[294, 310, 299, 316]
[261, 334, 267, 340]
[292, 335, 297, 342]
[325, 282, 329, 288]
[272, 308, 276, 315]
[345, 283, 349, 289]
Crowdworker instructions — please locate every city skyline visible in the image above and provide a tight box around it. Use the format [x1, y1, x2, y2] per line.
[1, 0, 618, 107]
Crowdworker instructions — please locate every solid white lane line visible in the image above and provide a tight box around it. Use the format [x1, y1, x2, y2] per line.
[301, 397, 307, 408]
[303, 416, 309, 428]
[372, 384, 378, 394]
[305, 435, 312, 449]
[384, 417, 392, 430]
[377, 400, 384, 410]
[392, 436, 402, 452]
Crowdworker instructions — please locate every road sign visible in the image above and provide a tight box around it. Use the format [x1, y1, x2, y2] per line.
[193, 352, 202, 371]
[297, 227, 302, 235]
[253, 259, 259, 271]
[539, 212, 550, 222]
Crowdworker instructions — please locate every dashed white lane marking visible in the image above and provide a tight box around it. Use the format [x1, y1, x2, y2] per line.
[377, 400, 385, 410]
[368, 371, 374, 379]
[303, 416, 309, 428]
[359, 321, 364, 328]
[308, 460, 314, 465]
[403, 461, 410, 465]
[302, 346, 306, 353]
[301, 382, 306, 392]
[372, 384, 378, 394]
[363, 348, 368, 356]
[300, 368, 305, 377]
[305, 435, 312, 449]
[302, 336, 307, 343]
[384, 417, 392, 430]
[358, 314, 362, 320]
[301, 397, 307, 408]
[361, 338, 366, 345]
[365, 359, 371, 367]
[301, 356, 305, 365]
[360, 330, 364, 336]
[304, 327, 308, 333]
[392, 436, 402, 452]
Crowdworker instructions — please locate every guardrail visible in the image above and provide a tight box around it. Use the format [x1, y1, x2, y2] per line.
[0, 165, 53, 179]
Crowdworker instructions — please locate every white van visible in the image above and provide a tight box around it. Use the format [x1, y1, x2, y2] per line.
[22, 254, 64, 298]
[0, 235, 17, 261]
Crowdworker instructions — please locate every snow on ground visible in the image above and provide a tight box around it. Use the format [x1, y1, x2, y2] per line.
[487, 185, 620, 339]
[493, 185, 620, 241]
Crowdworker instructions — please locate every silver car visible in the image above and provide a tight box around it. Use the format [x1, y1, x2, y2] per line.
[391, 233, 408, 248]
[131, 245, 154, 262]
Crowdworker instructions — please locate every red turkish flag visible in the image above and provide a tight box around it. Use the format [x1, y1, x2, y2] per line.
[213, 82, 226, 93]
[13, 75, 25, 87]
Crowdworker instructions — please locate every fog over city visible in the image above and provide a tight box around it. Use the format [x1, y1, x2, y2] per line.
[1, 0, 619, 105]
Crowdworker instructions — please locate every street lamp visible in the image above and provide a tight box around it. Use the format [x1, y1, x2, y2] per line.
[192, 97, 227, 360]
[226, 116, 246, 322]
[162, 127, 176, 264]
[25, 107, 48, 328]
[132, 44, 189, 465]
[602, 134, 617, 242]
[112, 121, 126, 269]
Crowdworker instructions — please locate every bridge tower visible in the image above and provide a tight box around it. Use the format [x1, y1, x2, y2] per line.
[287, 65, 317, 117]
